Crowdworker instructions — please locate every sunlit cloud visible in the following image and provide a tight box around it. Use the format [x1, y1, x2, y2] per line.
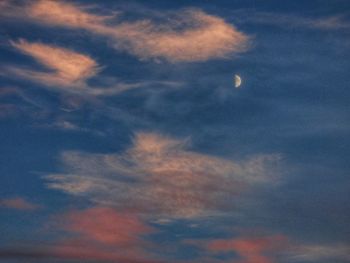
[0, 206, 162, 263]
[0, 197, 39, 210]
[109, 9, 249, 62]
[188, 234, 288, 263]
[27, 0, 110, 30]
[208, 235, 287, 263]
[46, 132, 280, 218]
[10, 39, 100, 88]
[60, 207, 153, 246]
[5, 39, 176, 97]
[25, 0, 249, 62]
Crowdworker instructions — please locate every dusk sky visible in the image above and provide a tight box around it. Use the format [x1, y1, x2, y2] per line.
[0, 0, 349, 262]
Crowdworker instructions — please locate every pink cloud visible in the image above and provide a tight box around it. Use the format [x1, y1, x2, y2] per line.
[0, 197, 39, 210]
[25, 1, 249, 62]
[47, 132, 280, 218]
[60, 207, 153, 246]
[111, 9, 249, 62]
[207, 235, 288, 263]
[10, 39, 100, 88]
[0, 206, 163, 262]
[48, 206, 160, 262]
[27, 0, 110, 30]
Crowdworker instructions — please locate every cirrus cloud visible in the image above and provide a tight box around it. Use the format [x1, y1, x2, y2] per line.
[26, 0, 249, 62]
[10, 39, 100, 88]
[46, 132, 280, 219]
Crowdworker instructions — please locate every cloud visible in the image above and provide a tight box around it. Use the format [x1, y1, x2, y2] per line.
[53, 207, 157, 262]
[0, 197, 39, 210]
[208, 236, 287, 263]
[26, 1, 249, 62]
[46, 132, 280, 218]
[288, 244, 350, 262]
[26, 0, 110, 30]
[10, 39, 100, 88]
[60, 207, 153, 247]
[6, 39, 175, 97]
[109, 9, 249, 62]
[188, 235, 288, 263]
[0, 206, 162, 263]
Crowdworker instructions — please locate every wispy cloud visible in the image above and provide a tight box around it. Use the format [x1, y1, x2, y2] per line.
[10, 39, 100, 88]
[46, 132, 280, 218]
[288, 243, 350, 262]
[24, 0, 249, 62]
[5, 39, 149, 97]
[108, 9, 249, 62]
[26, 0, 111, 30]
[0, 197, 39, 210]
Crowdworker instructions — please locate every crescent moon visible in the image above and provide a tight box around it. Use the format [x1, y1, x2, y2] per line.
[234, 74, 242, 88]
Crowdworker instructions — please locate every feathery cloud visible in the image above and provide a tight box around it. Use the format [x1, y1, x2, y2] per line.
[26, 1, 249, 62]
[288, 243, 350, 262]
[10, 39, 100, 88]
[46, 132, 280, 218]
[109, 9, 249, 62]
[26, 0, 110, 30]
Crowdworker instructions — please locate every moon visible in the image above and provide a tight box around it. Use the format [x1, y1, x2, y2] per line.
[234, 74, 242, 88]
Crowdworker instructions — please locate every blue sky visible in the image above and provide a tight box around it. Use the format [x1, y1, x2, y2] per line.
[0, 1, 349, 262]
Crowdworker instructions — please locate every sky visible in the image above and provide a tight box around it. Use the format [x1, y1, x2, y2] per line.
[0, 0, 349, 262]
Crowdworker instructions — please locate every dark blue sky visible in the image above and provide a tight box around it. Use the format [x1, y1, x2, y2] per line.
[0, 1, 349, 263]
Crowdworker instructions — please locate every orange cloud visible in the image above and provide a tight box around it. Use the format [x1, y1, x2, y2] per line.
[27, 0, 109, 30]
[10, 39, 100, 88]
[0, 197, 39, 210]
[26, 1, 249, 62]
[110, 9, 249, 62]
[46, 132, 280, 218]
